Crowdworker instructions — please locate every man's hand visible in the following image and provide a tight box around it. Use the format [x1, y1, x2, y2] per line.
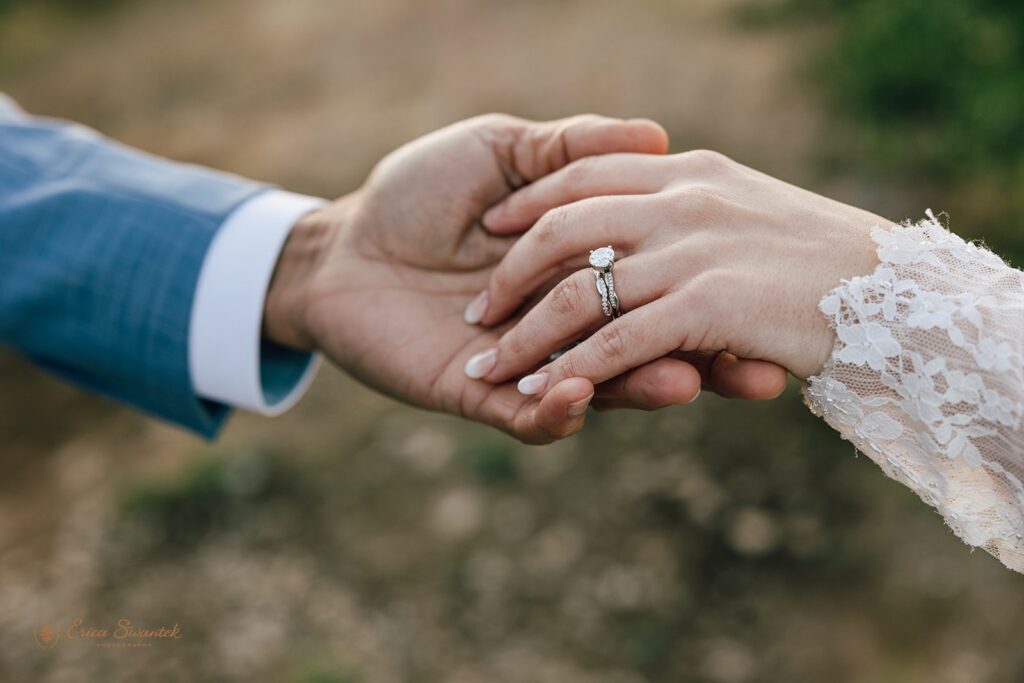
[262, 115, 783, 443]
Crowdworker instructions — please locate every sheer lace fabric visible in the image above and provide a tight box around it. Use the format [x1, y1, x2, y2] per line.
[805, 212, 1024, 572]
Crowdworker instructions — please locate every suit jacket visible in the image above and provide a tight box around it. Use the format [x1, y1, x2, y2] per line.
[0, 95, 307, 436]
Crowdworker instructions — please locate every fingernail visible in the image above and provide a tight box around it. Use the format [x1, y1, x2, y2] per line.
[463, 291, 489, 325]
[482, 204, 505, 228]
[464, 348, 498, 379]
[517, 372, 549, 395]
[687, 388, 701, 404]
[567, 393, 594, 417]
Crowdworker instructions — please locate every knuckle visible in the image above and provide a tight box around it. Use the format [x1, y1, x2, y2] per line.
[560, 113, 606, 133]
[706, 268, 745, 294]
[469, 112, 517, 130]
[489, 265, 515, 299]
[500, 329, 529, 361]
[667, 184, 727, 223]
[563, 155, 598, 186]
[678, 148, 734, 172]
[667, 232, 715, 271]
[571, 112, 606, 125]
[594, 322, 630, 361]
[533, 205, 570, 246]
[556, 350, 583, 380]
[550, 272, 589, 321]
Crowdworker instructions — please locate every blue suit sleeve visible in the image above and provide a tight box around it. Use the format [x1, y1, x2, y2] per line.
[0, 99, 271, 437]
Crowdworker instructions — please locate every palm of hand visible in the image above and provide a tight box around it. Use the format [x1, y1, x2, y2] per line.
[306, 119, 540, 426]
[286, 113, 698, 442]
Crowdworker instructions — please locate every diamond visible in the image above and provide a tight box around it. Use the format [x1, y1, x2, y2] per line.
[589, 246, 615, 269]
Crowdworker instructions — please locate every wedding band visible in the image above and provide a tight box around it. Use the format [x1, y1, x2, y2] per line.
[589, 246, 621, 319]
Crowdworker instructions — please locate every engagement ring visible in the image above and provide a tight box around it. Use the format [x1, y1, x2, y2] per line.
[589, 246, 621, 319]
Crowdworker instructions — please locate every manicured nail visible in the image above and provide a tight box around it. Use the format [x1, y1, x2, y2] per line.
[464, 348, 498, 379]
[517, 372, 549, 395]
[567, 393, 594, 417]
[463, 291, 489, 325]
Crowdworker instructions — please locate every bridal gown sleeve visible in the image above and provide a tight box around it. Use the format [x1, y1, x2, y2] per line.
[804, 211, 1024, 573]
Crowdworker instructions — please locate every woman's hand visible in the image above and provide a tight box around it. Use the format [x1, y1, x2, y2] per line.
[463, 150, 887, 396]
[265, 114, 680, 443]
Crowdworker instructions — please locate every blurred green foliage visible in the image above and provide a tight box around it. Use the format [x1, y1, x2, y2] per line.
[745, 0, 1024, 259]
[460, 438, 519, 486]
[801, 0, 1024, 179]
[289, 660, 362, 683]
[0, 0, 124, 16]
[119, 450, 308, 551]
[0, 0, 134, 79]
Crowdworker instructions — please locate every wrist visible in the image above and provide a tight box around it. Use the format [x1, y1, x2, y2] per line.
[263, 204, 343, 351]
[797, 214, 885, 380]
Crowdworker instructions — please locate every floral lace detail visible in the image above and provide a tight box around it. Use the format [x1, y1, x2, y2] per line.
[805, 211, 1024, 572]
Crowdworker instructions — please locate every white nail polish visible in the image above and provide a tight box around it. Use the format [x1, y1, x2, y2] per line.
[463, 291, 489, 324]
[464, 348, 498, 379]
[517, 373, 549, 395]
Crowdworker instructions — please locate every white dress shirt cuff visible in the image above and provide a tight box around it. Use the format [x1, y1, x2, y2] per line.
[189, 189, 328, 415]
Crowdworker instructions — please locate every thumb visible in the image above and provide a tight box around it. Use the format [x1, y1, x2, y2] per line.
[479, 113, 669, 186]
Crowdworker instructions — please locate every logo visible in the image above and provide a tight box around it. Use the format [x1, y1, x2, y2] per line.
[33, 623, 61, 650]
[33, 618, 183, 650]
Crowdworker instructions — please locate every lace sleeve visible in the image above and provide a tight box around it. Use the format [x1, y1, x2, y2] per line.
[804, 211, 1024, 572]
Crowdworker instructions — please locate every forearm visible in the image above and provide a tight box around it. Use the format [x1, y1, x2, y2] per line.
[0, 108, 278, 434]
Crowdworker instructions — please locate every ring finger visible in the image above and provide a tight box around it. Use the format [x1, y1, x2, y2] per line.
[464, 252, 672, 384]
[471, 194, 664, 326]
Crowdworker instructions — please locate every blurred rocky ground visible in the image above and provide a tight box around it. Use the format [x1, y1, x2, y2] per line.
[1, 0, 1022, 681]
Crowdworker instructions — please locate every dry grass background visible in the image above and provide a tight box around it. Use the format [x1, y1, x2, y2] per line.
[1, 0, 1023, 681]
